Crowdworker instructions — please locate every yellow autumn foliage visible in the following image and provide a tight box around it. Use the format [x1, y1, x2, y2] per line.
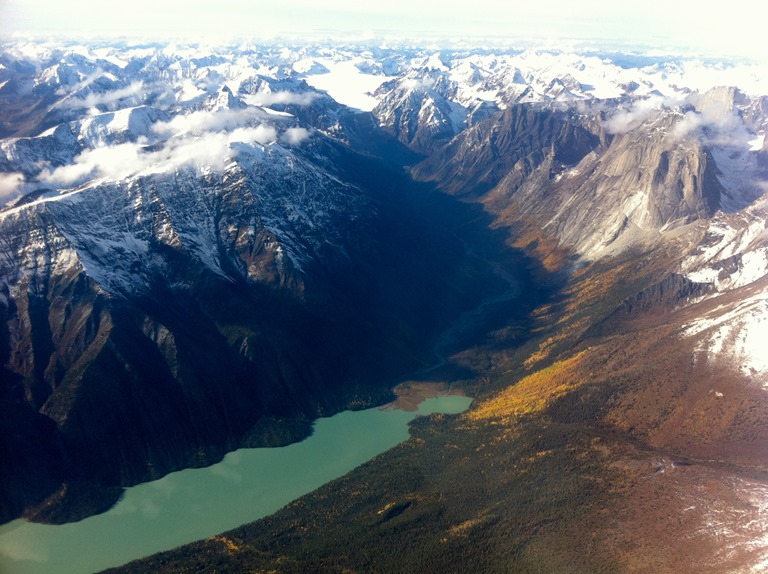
[524, 260, 638, 369]
[209, 535, 240, 553]
[470, 351, 588, 422]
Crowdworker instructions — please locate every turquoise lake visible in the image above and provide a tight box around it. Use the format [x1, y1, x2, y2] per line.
[0, 395, 472, 574]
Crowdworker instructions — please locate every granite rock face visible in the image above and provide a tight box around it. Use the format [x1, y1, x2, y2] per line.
[411, 103, 600, 197]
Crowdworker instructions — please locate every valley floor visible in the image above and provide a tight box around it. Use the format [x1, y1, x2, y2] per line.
[106, 247, 768, 573]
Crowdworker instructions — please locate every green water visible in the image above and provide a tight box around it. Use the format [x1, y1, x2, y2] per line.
[0, 395, 472, 574]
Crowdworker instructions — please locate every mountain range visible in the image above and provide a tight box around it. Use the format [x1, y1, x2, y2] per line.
[1, 40, 768, 572]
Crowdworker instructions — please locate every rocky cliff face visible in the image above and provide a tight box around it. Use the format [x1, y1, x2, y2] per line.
[500, 111, 724, 256]
[411, 103, 601, 197]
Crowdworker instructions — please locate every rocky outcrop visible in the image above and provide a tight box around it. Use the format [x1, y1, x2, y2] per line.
[412, 103, 601, 197]
[479, 108, 725, 258]
[619, 273, 715, 314]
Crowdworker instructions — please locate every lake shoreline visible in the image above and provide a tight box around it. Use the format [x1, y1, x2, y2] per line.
[0, 395, 473, 574]
[380, 381, 469, 412]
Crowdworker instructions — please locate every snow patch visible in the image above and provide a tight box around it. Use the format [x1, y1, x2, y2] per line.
[683, 213, 768, 291]
[304, 59, 386, 112]
[684, 291, 768, 379]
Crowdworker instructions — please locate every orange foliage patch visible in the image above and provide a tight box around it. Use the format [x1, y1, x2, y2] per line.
[470, 351, 589, 422]
[209, 535, 241, 553]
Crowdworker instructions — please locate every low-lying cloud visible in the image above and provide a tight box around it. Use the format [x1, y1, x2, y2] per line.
[40, 124, 278, 188]
[33, 99, 312, 191]
[669, 105, 752, 148]
[603, 91, 755, 152]
[0, 172, 25, 204]
[60, 82, 145, 110]
[602, 95, 672, 134]
[151, 107, 270, 137]
[40, 143, 147, 186]
[243, 91, 322, 107]
[400, 76, 435, 92]
[281, 127, 311, 146]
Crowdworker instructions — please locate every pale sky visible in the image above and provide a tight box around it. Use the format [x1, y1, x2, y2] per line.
[0, 0, 765, 60]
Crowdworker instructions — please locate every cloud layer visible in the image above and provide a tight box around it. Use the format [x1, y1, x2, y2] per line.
[60, 81, 145, 109]
[243, 91, 322, 107]
[40, 123, 279, 187]
[5, 0, 766, 64]
[602, 96, 671, 135]
[0, 172, 24, 203]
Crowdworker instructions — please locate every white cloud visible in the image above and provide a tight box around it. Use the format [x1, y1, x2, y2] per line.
[602, 96, 675, 135]
[401, 77, 435, 91]
[0, 0, 764, 67]
[60, 81, 145, 109]
[670, 103, 752, 148]
[4, 0, 766, 64]
[39, 123, 278, 187]
[281, 127, 310, 146]
[242, 91, 322, 107]
[0, 172, 25, 202]
[161, 125, 278, 170]
[178, 79, 206, 102]
[151, 107, 269, 137]
[670, 111, 705, 142]
[229, 125, 278, 145]
[603, 91, 755, 151]
[39, 143, 146, 186]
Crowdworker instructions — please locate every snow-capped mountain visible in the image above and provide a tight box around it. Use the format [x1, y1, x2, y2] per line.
[0, 40, 514, 524]
[2, 38, 768, 573]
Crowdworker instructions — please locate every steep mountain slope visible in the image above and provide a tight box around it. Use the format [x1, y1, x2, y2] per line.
[0, 43, 543, 525]
[411, 102, 601, 197]
[490, 110, 723, 257]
